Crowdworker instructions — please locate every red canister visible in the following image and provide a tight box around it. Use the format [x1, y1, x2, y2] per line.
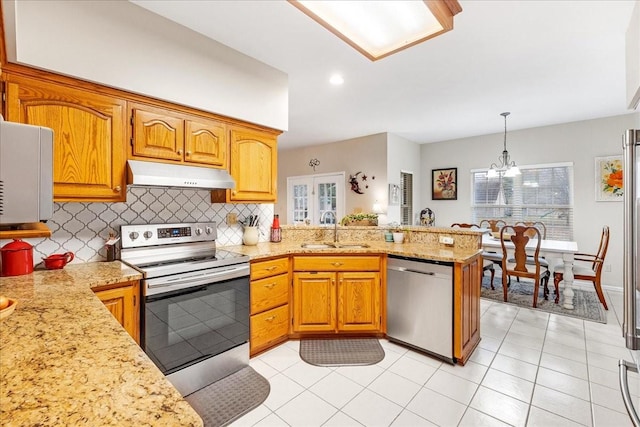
[0, 239, 34, 276]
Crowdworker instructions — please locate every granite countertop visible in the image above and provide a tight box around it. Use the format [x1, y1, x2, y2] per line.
[0, 262, 203, 427]
[224, 240, 481, 263]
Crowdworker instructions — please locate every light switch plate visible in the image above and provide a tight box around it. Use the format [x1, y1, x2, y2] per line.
[226, 213, 238, 225]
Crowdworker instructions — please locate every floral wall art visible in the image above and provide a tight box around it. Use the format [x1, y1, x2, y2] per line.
[595, 155, 623, 201]
[432, 167, 457, 200]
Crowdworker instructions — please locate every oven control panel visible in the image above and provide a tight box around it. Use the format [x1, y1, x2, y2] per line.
[120, 222, 217, 248]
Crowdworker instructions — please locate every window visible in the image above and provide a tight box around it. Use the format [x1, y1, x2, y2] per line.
[471, 162, 574, 240]
[400, 171, 413, 226]
[287, 172, 345, 225]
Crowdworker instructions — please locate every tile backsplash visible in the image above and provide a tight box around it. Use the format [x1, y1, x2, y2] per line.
[2, 187, 274, 264]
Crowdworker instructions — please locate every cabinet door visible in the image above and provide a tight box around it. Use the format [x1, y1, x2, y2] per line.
[292, 272, 336, 332]
[228, 127, 277, 202]
[5, 77, 127, 202]
[184, 118, 227, 168]
[94, 281, 140, 344]
[131, 103, 184, 162]
[337, 272, 381, 332]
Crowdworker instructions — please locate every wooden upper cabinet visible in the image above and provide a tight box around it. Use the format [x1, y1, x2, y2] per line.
[212, 127, 277, 203]
[130, 103, 227, 168]
[4, 75, 127, 202]
[131, 104, 184, 162]
[184, 119, 226, 167]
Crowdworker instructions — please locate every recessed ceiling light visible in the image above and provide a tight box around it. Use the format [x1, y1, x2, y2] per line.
[329, 74, 344, 85]
[289, 0, 462, 61]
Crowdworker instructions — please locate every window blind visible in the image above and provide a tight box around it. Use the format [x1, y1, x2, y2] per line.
[401, 172, 413, 226]
[471, 163, 574, 240]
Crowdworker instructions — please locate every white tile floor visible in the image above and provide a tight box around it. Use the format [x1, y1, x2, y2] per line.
[232, 289, 639, 426]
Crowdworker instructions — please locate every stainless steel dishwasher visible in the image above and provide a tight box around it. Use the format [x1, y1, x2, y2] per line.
[387, 255, 454, 364]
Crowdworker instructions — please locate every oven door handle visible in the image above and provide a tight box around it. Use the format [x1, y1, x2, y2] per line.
[145, 264, 250, 296]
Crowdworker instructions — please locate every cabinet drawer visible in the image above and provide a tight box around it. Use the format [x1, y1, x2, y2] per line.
[293, 256, 380, 272]
[251, 273, 289, 315]
[250, 304, 289, 352]
[251, 257, 289, 280]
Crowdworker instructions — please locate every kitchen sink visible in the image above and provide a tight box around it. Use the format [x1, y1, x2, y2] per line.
[300, 243, 337, 249]
[337, 243, 370, 249]
[300, 242, 370, 249]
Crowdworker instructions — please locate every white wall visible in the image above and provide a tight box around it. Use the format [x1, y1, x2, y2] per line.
[627, 0, 640, 109]
[2, 0, 288, 131]
[420, 113, 640, 289]
[386, 134, 422, 225]
[277, 133, 388, 223]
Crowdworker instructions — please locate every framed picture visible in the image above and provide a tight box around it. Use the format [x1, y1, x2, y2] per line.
[432, 168, 457, 200]
[595, 155, 623, 202]
[388, 184, 400, 206]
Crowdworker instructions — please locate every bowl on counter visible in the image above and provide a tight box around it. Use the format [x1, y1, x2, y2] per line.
[0, 297, 18, 321]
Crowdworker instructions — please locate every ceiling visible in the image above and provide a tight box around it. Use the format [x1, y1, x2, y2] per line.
[131, 0, 637, 150]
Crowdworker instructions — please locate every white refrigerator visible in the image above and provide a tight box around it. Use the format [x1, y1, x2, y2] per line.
[621, 129, 640, 426]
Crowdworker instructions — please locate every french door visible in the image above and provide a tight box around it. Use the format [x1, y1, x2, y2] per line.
[287, 172, 345, 225]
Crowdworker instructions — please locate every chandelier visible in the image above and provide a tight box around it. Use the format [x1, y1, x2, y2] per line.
[487, 112, 520, 178]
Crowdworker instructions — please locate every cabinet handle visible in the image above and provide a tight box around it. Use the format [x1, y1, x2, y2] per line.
[232, 191, 237, 196]
[265, 315, 276, 322]
[177, 149, 183, 155]
[185, 151, 191, 156]
[265, 266, 278, 271]
[331, 262, 343, 267]
[133, 295, 136, 306]
[264, 282, 276, 289]
[114, 186, 121, 192]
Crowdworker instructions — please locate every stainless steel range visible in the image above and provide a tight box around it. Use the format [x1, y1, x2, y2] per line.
[120, 221, 250, 397]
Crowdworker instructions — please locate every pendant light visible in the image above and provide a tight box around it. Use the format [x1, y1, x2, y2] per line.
[487, 112, 520, 178]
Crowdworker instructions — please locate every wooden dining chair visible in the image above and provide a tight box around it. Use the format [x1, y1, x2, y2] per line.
[479, 219, 507, 232]
[516, 221, 547, 239]
[553, 225, 609, 309]
[500, 225, 551, 308]
[451, 223, 497, 288]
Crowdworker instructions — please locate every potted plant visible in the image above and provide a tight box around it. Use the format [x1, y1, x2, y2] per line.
[339, 213, 378, 226]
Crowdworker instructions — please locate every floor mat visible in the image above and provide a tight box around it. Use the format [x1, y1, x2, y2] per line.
[481, 275, 607, 323]
[184, 366, 270, 427]
[300, 338, 385, 367]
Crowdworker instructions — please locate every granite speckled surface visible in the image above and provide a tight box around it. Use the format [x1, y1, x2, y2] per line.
[0, 262, 203, 427]
[226, 226, 482, 263]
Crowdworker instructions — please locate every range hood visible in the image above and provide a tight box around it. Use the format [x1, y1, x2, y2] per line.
[127, 160, 235, 190]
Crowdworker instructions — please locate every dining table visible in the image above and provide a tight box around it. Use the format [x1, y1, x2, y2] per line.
[481, 234, 579, 310]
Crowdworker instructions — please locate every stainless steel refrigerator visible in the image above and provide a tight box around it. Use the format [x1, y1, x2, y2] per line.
[622, 129, 640, 426]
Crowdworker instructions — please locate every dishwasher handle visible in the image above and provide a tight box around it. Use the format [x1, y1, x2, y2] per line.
[387, 265, 451, 280]
[619, 359, 640, 427]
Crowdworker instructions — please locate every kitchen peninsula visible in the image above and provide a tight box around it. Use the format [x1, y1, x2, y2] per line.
[0, 262, 203, 427]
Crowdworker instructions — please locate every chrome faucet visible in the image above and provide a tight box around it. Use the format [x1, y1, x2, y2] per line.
[320, 211, 338, 243]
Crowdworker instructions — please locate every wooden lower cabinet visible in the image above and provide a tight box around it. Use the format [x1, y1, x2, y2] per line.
[337, 272, 381, 331]
[93, 280, 140, 344]
[292, 272, 336, 332]
[453, 256, 481, 365]
[250, 305, 289, 353]
[250, 257, 290, 355]
[292, 256, 382, 334]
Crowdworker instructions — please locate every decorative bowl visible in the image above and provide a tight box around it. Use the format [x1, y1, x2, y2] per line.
[0, 298, 18, 321]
